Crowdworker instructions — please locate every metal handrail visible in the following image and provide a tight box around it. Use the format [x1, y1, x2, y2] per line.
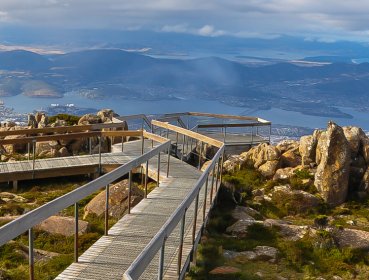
[114, 114, 152, 131]
[123, 144, 224, 280]
[0, 122, 128, 137]
[0, 139, 170, 246]
[0, 137, 171, 280]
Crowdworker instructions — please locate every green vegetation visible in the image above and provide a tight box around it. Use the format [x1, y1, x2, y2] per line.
[48, 114, 80, 125]
[188, 166, 369, 280]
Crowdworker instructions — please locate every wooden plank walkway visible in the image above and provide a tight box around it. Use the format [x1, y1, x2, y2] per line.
[56, 150, 215, 280]
[0, 141, 159, 183]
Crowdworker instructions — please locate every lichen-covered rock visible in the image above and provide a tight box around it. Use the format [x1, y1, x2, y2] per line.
[58, 147, 69, 157]
[361, 137, 369, 164]
[276, 140, 299, 153]
[0, 192, 28, 203]
[223, 155, 242, 172]
[343, 126, 366, 156]
[273, 167, 295, 180]
[3, 135, 27, 154]
[39, 113, 48, 128]
[349, 155, 367, 190]
[333, 228, 369, 250]
[299, 129, 322, 165]
[78, 114, 102, 125]
[226, 219, 257, 237]
[270, 185, 321, 213]
[253, 246, 279, 262]
[83, 180, 143, 219]
[37, 216, 88, 237]
[258, 160, 279, 177]
[252, 143, 281, 168]
[263, 219, 309, 241]
[231, 206, 261, 221]
[97, 109, 119, 123]
[359, 167, 369, 193]
[28, 114, 38, 128]
[280, 148, 301, 168]
[314, 122, 351, 206]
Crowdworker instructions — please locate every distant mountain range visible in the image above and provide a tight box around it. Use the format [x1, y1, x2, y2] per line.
[0, 49, 368, 118]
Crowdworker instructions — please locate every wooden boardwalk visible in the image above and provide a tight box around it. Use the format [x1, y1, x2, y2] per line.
[56, 145, 215, 280]
[0, 141, 158, 183]
[0, 112, 270, 280]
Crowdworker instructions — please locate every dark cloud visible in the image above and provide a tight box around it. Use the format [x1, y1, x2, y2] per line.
[0, 0, 369, 40]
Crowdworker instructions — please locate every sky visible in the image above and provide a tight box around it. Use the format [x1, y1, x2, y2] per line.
[1, 0, 369, 41]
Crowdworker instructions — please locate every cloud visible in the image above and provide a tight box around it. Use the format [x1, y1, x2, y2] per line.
[197, 25, 225, 37]
[0, 10, 11, 22]
[0, 0, 369, 40]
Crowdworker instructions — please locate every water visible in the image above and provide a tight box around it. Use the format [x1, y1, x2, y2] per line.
[253, 107, 369, 131]
[1, 94, 368, 131]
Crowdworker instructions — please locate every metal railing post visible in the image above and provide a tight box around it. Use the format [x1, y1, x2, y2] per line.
[105, 185, 109, 235]
[182, 134, 186, 158]
[74, 202, 79, 263]
[121, 136, 124, 152]
[145, 161, 149, 198]
[251, 126, 254, 145]
[219, 149, 225, 185]
[202, 174, 209, 222]
[175, 132, 179, 154]
[177, 211, 186, 275]
[215, 160, 220, 192]
[89, 137, 92, 155]
[141, 134, 145, 155]
[158, 237, 166, 280]
[157, 153, 161, 187]
[192, 193, 199, 245]
[98, 136, 102, 174]
[198, 141, 203, 170]
[32, 139, 36, 179]
[27, 143, 30, 161]
[210, 165, 216, 202]
[166, 145, 170, 178]
[128, 170, 132, 214]
[223, 126, 227, 142]
[29, 228, 34, 280]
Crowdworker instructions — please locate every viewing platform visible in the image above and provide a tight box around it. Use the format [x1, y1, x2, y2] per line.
[0, 112, 271, 280]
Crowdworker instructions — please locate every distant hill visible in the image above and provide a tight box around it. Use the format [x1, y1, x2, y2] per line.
[0, 48, 368, 117]
[0, 50, 51, 72]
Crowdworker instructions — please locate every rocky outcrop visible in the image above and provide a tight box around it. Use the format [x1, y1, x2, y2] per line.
[276, 140, 299, 154]
[270, 185, 321, 213]
[37, 216, 88, 237]
[252, 143, 281, 168]
[223, 246, 279, 263]
[359, 167, 369, 193]
[0, 192, 28, 203]
[273, 167, 295, 180]
[263, 219, 309, 241]
[97, 109, 118, 123]
[78, 114, 102, 125]
[258, 160, 279, 177]
[226, 219, 257, 237]
[299, 130, 322, 166]
[343, 126, 366, 156]
[333, 228, 369, 250]
[28, 114, 38, 128]
[280, 148, 301, 168]
[3, 135, 27, 154]
[83, 180, 143, 219]
[314, 122, 351, 206]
